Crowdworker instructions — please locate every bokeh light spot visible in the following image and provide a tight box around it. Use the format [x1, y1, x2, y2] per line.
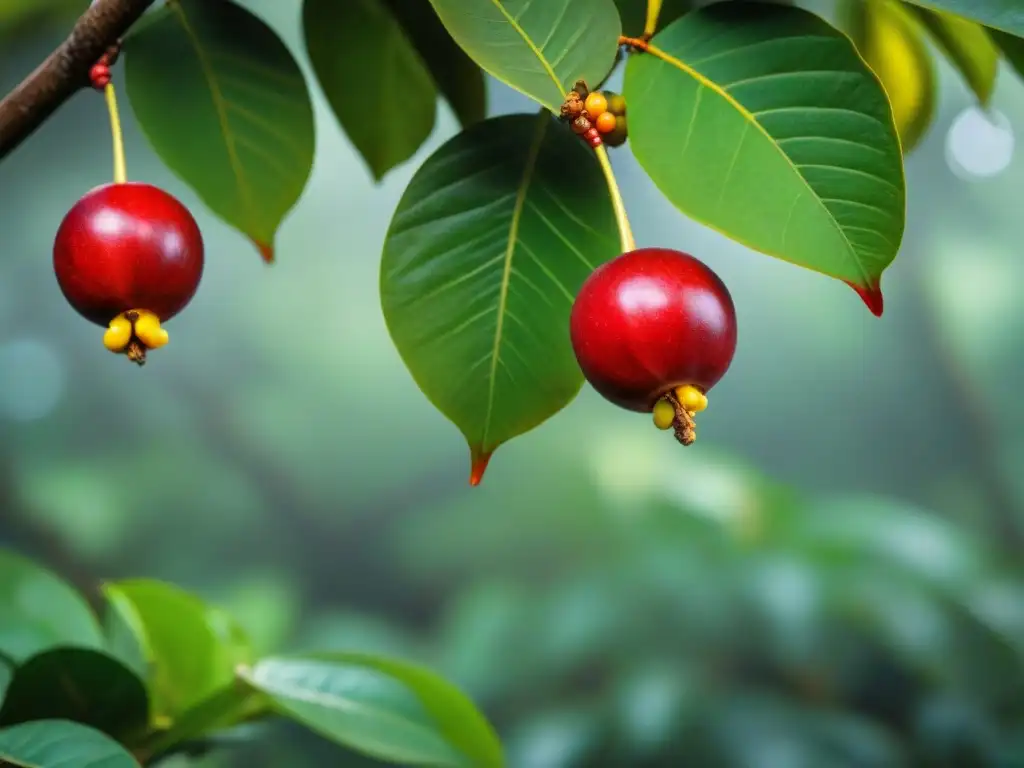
[945, 106, 1014, 179]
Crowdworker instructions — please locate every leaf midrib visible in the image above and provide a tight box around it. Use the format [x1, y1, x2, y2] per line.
[168, 0, 258, 236]
[646, 41, 872, 285]
[488, 0, 563, 98]
[479, 114, 549, 451]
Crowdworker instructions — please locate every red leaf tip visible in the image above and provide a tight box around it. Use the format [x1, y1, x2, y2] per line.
[845, 278, 884, 317]
[468, 450, 493, 487]
[252, 239, 274, 264]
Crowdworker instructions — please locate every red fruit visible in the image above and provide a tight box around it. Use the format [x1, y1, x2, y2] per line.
[53, 182, 204, 327]
[570, 248, 737, 412]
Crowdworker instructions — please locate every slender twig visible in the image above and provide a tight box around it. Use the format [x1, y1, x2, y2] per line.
[0, 0, 156, 161]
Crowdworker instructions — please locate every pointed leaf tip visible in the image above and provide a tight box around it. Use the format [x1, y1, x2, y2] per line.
[253, 240, 274, 264]
[846, 279, 884, 317]
[469, 450, 493, 486]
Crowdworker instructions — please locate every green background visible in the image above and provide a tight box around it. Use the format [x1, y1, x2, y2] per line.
[3, 0, 1024, 765]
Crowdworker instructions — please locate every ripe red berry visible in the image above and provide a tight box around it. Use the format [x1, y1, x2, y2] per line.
[570, 248, 737, 414]
[53, 183, 204, 363]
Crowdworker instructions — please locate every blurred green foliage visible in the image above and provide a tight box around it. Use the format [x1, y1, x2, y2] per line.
[3, 1, 1024, 766]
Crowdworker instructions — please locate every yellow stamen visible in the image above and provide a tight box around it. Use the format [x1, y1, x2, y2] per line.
[675, 385, 708, 413]
[103, 314, 133, 352]
[133, 310, 169, 349]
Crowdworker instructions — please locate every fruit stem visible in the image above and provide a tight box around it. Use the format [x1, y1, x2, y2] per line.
[594, 144, 636, 253]
[104, 82, 127, 184]
[643, 0, 662, 39]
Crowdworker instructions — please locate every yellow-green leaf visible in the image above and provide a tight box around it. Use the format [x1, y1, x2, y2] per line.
[124, 0, 315, 262]
[907, 4, 999, 105]
[845, 0, 937, 154]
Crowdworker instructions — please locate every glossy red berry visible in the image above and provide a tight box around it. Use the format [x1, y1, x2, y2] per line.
[570, 248, 737, 413]
[53, 182, 204, 327]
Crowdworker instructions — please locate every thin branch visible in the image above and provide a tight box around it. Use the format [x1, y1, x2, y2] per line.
[0, 0, 156, 161]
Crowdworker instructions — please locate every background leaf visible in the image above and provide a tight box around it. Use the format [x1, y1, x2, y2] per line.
[426, 0, 621, 112]
[0, 648, 148, 740]
[991, 27, 1024, 79]
[844, 0, 937, 154]
[380, 113, 619, 482]
[303, 0, 437, 181]
[102, 580, 249, 722]
[623, 2, 905, 308]
[382, 0, 487, 128]
[239, 653, 503, 767]
[0, 720, 140, 768]
[902, 0, 1024, 38]
[907, 5, 999, 105]
[0, 550, 102, 662]
[124, 0, 315, 262]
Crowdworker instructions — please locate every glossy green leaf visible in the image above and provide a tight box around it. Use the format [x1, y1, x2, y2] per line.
[991, 27, 1024, 78]
[0, 648, 148, 740]
[239, 653, 503, 767]
[907, 5, 999, 105]
[380, 113, 619, 481]
[0, 720, 140, 768]
[902, 0, 1024, 38]
[614, 0, 695, 38]
[845, 0, 937, 154]
[382, 0, 487, 128]
[426, 0, 621, 112]
[124, 0, 315, 262]
[623, 3, 905, 304]
[0, 550, 102, 662]
[303, 0, 436, 181]
[102, 580, 250, 721]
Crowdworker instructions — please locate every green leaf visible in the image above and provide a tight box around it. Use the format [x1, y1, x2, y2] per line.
[0, 720, 140, 768]
[101, 580, 251, 722]
[382, 0, 488, 128]
[303, 0, 436, 181]
[426, 0, 621, 112]
[991, 27, 1024, 78]
[614, 0, 695, 38]
[124, 0, 315, 263]
[623, 3, 905, 309]
[0, 648, 148, 741]
[380, 113, 619, 482]
[238, 653, 504, 767]
[137, 683, 263, 760]
[844, 0, 937, 154]
[0, 550, 103, 662]
[907, 5, 999, 105]
[902, 0, 1024, 38]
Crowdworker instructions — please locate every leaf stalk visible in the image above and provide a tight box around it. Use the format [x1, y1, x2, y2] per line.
[594, 144, 635, 253]
[644, 0, 663, 38]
